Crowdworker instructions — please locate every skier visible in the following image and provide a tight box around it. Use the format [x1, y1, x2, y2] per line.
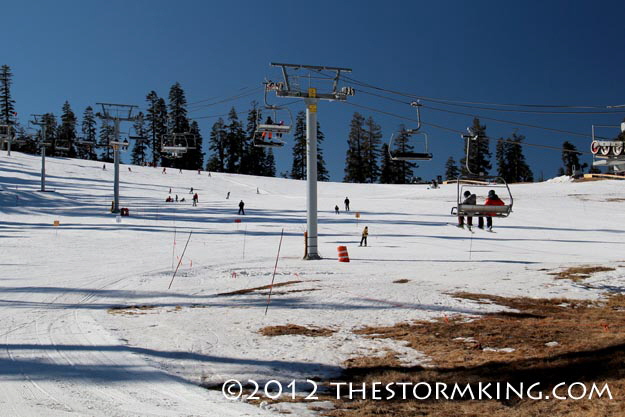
[169, 188, 172, 194]
[198, 169, 201, 175]
[457, 190, 477, 229]
[189, 187, 194, 194]
[162, 168, 167, 174]
[179, 168, 183, 174]
[335, 205, 340, 214]
[175, 194, 179, 202]
[430, 179, 438, 189]
[483, 190, 505, 231]
[359, 226, 368, 247]
[192, 193, 198, 206]
[344, 197, 350, 212]
[238, 200, 245, 215]
[102, 164, 106, 170]
[226, 191, 230, 199]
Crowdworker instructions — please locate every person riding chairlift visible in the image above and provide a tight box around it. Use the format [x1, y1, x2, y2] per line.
[261, 116, 274, 140]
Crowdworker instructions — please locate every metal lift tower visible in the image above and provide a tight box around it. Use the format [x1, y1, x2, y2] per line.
[96, 103, 139, 214]
[268, 63, 354, 259]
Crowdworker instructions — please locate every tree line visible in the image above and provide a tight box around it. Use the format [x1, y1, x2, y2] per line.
[1, 64, 598, 182]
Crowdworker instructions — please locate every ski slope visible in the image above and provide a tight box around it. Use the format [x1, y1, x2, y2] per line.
[1, 152, 624, 416]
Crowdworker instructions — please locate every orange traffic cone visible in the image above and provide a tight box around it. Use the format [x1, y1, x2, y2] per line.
[337, 246, 350, 262]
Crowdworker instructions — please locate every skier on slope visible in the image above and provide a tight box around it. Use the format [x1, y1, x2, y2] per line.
[359, 226, 368, 247]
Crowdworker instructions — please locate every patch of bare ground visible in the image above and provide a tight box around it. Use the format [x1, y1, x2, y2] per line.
[107, 305, 156, 315]
[606, 197, 625, 202]
[259, 324, 335, 337]
[393, 279, 410, 284]
[549, 266, 615, 282]
[216, 280, 304, 296]
[323, 293, 625, 417]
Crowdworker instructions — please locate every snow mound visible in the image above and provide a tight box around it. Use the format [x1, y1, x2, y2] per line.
[545, 175, 573, 183]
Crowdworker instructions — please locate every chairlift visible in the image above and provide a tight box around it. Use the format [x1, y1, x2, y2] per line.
[388, 102, 433, 161]
[451, 177, 513, 218]
[55, 137, 71, 151]
[389, 130, 433, 161]
[451, 127, 513, 218]
[252, 82, 293, 148]
[161, 132, 197, 155]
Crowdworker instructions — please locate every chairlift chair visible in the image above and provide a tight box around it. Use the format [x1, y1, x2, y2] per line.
[451, 127, 513, 218]
[388, 130, 433, 161]
[451, 177, 513, 218]
[161, 132, 196, 156]
[252, 82, 293, 148]
[387, 101, 433, 161]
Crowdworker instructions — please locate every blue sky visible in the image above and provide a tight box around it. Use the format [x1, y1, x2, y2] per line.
[4, 0, 625, 181]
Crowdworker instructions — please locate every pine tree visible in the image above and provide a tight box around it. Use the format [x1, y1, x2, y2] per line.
[131, 112, 148, 165]
[504, 133, 533, 182]
[379, 143, 396, 184]
[207, 117, 227, 172]
[79, 106, 98, 160]
[316, 121, 329, 181]
[145, 91, 167, 166]
[57, 101, 77, 157]
[495, 139, 510, 180]
[167, 82, 202, 170]
[344, 112, 366, 182]
[264, 149, 276, 177]
[42, 113, 57, 155]
[561, 141, 581, 176]
[290, 112, 328, 181]
[444, 156, 460, 180]
[362, 116, 382, 183]
[290, 111, 307, 180]
[224, 107, 245, 173]
[97, 119, 114, 162]
[390, 125, 417, 184]
[0, 65, 16, 126]
[242, 101, 267, 175]
[460, 118, 491, 176]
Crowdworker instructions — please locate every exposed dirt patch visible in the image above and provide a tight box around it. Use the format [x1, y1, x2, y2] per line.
[323, 293, 625, 417]
[606, 197, 625, 202]
[216, 280, 305, 296]
[548, 266, 615, 282]
[107, 305, 156, 315]
[392, 279, 410, 284]
[259, 324, 335, 337]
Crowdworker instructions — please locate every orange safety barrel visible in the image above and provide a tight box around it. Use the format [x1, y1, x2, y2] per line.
[337, 246, 350, 262]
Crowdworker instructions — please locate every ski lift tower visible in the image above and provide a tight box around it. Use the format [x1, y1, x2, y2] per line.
[268, 63, 354, 259]
[30, 114, 54, 192]
[96, 103, 139, 214]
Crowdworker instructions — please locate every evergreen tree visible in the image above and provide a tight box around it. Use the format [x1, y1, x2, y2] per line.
[362, 116, 382, 183]
[460, 118, 491, 176]
[444, 156, 460, 180]
[0, 65, 16, 126]
[224, 107, 245, 173]
[390, 125, 417, 184]
[379, 143, 396, 184]
[344, 112, 366, 182]
[167, 82, 202, 170]
[206, 117, 227, 172]
[316, 121, 329, 181]
[188, 120, 204, 170]
[42, 113, 57, 155]
[57, 101, 77, 157]
[290, 112, 329, 181]
[504, 133, 533, 182]
[242, 101, 267, 175]
[131, 112, 148, 165]
[97, 119, 114, 162]
[495, 139, 510, 180]
[290, 111, 307, 180]
[79, 106, 98, 160]
[264, 149, 276, 177]
[561, 141, 581, 176]
[145, 91, 167, 166]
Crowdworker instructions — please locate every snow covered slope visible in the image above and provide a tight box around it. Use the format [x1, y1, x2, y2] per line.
[1, 152, 624, 415]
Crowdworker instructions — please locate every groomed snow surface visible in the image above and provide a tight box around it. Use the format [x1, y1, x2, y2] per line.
[1, 153, 623, 416]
